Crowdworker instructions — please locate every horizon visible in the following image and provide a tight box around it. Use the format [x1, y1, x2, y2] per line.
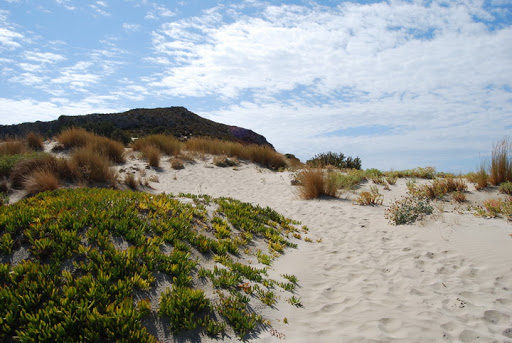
[1, 0, 511, 173]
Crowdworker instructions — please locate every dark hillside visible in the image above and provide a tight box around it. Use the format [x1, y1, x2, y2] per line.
[0, 107, 273, 148]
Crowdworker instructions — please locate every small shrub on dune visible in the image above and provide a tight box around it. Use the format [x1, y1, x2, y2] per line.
[23, 170, 59, 195]
[385, 196, 433, 225]
[386, 175, 398, 185]
[452, 191, 467, 203]
[499, 181, 512, 195]
[171, 158, 185, 170]
[0, 140, 27, 156]
[213, 155, 237, 168]
[475, 197, 512, 220]
[354, 186, 383, 206]
[306, 152, 362, 170]
[285, 153, 303, 170]
[133, 134, 181, 156]
[489, 137, 512, 186]
[26, 132, 44, 151]
[70, 147, 116, 184]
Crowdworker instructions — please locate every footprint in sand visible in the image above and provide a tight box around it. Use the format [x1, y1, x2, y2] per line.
[378, 318, 402, 333]
[483, 309, 510, 325]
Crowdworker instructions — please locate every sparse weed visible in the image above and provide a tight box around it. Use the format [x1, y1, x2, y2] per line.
[475, 197, 512, 220]
[125, 173, 138, 190]
[287, 296, 302, 307]
[213, 155, 238, 167]
[354, 186, 383, 206]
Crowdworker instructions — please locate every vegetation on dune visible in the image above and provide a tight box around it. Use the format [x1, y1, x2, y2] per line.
[0, 189, 303, 341]
[185, 137, 287, 170]
[306, 152, 361, 170]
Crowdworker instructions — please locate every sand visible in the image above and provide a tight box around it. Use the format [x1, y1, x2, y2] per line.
[113, 154, 512, 343]
[11, 144, 512, 342]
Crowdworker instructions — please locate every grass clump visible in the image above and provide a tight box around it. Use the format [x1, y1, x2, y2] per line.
[170, 158, 185, 170]
[70, 147, 117, 185]
[0, 140, 28, 156]
[295, 168, 339, 199]
[354, 186, 383, 206]
[57, 128, 125, 163]
[124, 173, 139, 190]
[408, 177, 467, 200]
[141, 146, 161, 167]
[25, 132, 44, 151]
[0, 189, 303, 341]
[23, 170, 60, 195]
[466, 163, 489, 190]
[489, 137, 512, 186]
[132, 134, 181, 156]
[185, 137, 286, 170]
[306, 152, 361, 170]
[452, 191, 467, 203]
[385, 196, 434, 225]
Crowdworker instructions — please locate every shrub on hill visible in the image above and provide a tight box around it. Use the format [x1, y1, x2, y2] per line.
[306, 152, 361, 170]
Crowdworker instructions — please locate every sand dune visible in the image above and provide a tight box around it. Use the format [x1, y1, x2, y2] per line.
[113, 155, 512, 343]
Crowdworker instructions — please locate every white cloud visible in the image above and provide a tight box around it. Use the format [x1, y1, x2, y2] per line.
[24, 51, 66, 64]
[55, 0, 76, 11]
[0, 10, 24, 50]
[123, 23, 141, 32]
[145, 3, 175, 20]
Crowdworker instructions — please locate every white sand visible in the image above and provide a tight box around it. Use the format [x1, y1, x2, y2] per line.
[114, 155, 512, 343]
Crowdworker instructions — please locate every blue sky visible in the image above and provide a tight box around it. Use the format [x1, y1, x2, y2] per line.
[1, 0, 511, 172]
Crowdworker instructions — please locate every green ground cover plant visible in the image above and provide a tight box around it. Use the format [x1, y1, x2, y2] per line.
[385, 196, 434, 225]
[0, 188, 302, 341]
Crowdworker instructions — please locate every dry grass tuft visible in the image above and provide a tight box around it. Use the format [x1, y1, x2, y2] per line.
[296, 167, 339, 199]
[57, 128, 125, 163]
[141, 146, 161, 168]
[0, 140, 27, 155]
[170, 158, 185, 170]
[23, 170, 59, 195]
[489, 137, 512, 186]
[70, 147, 117, 184]
[185, 137, 286, 170]
[124, 173, 139, 190]
[466, 163, 489, 190]
[26, 132, 44, 151]
[57, 128, 92, 149]
[10, 154, 60, 189]
[89, 136, 125, 163]
[452, 191, 467, 203]
[132, 134, 181, 156]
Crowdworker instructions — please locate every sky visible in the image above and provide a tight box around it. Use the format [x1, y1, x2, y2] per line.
[1, 0, 511, 172]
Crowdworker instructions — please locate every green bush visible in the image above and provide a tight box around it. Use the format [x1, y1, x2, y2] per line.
[385, 196, 433, 225]
[306, 152, 361, 170]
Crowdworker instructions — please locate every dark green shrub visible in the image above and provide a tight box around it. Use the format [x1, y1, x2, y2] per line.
[306, 152, 361, 169]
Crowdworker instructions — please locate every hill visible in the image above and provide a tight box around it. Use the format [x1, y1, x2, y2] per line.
[0, 107, 273, 148]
